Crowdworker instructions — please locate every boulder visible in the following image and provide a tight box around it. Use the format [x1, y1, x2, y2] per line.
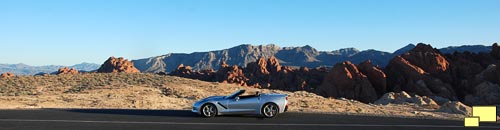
[316, 61, 378, 103]
[97, 57, 140, 73]
[0, 72, 14, 78]
[56, 67, 79, 75]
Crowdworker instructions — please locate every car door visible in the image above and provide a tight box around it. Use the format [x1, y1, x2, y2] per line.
[227, 96, 260, 114]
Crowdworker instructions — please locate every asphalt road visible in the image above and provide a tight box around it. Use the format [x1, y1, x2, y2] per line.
[0, 109, 498, 130]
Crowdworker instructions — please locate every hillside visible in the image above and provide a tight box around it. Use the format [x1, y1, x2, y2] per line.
[0, 73, 491, 120]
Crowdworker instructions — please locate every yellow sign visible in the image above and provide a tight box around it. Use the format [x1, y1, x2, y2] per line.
[464, 117, 479, 127]
[472, 106, 497, 122]
[464, 106, 497, 127]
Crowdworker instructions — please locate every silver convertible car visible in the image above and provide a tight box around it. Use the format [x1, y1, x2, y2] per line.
[192, 89, 288, 118]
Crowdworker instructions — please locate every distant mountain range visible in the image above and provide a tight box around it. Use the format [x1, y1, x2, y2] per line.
[133, 44, 492, 73]
[0, 62, 100, 75]
[0, 44, 491, 75]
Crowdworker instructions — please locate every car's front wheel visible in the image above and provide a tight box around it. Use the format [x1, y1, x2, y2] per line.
[261, 103, 279, 118]
[201, 104, 217, 118]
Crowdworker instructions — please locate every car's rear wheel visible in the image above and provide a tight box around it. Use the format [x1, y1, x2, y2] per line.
[201, 104, 217, 118]
[261, 103, 279, 118]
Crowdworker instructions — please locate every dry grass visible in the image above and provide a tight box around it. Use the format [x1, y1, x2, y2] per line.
[0, 73, 469, 120]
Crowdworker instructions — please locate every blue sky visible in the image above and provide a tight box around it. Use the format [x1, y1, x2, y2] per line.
[1, 0, 499, 66]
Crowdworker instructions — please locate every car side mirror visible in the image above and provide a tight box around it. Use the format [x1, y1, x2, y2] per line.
[235, 97, 240, 101]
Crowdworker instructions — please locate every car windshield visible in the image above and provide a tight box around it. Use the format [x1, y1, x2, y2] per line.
[225, 90, 245, 99]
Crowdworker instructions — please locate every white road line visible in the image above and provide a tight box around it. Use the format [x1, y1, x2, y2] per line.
[0, 119, 499, 128]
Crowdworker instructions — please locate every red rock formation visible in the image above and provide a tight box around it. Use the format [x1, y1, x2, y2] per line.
[169, 64, 215, 81]
[267, 56, 281, 73]
[385, 56, 456, 100]
[385, 43, 462, 100]
[215, 63, 249, 86]
[56, 67, 79, 75]
[0, 72, 14, 78]
[171, 64, 192, 76]
[316, 61, 378, 103]
[97, 57, 140, 73]
[168, 56, 327, 92]
[358, 60, 387, 96]
[246, 57, 270, 77]
[244, 56, 326, 91]
[401, 43, 449, 75]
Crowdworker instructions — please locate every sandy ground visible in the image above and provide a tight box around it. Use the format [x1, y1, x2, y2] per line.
[0, 73, 475, 120]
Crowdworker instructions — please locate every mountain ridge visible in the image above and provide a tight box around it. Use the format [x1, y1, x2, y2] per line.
[133, 44, 490, 73]
[0, 62, 100, 75]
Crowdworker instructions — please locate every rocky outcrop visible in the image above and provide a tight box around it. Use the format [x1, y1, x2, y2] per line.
[162, 43, 500, 105]
[215, 62, 249, 86]
[97, 57, 140, 73]
[401, 43, 449, 75]
[443, 51, 496, 99]
[316, 61, 378, 103]
[170, 64, 193, 77]
[56, 67, 79, 75]
[473, 82, 500, 105]
[167, 56, 328, 91]
[358, 60, 387, 96]
[491, 43, 500, 59]
[385, 44, 456, 100]
[272, 66, 327, 91]
[438, 101, 471, 115]
[169, 64, 215, 81]
[0, 72, 14, 78]
[374, 91, 438, 106]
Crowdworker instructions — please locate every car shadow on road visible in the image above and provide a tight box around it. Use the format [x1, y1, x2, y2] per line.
[48, 109, 200, 118]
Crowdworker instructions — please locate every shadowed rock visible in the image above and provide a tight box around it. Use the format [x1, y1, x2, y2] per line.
[358, 60, 387, 96]
[316, 61, 378, 103]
